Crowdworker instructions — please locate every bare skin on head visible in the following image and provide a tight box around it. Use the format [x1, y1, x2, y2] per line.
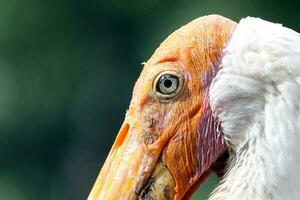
[88, 15, 237, 200]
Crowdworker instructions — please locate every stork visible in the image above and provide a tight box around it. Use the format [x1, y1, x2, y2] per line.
[88, 15, 300, 200]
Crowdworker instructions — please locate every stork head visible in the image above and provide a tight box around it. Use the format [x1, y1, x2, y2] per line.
[88, 15, 237, 200]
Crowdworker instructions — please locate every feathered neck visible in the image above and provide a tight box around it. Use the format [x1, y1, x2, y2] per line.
[209, 17, 300, 200]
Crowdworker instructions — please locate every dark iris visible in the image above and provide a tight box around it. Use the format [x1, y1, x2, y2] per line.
[156, 74, 179, 95]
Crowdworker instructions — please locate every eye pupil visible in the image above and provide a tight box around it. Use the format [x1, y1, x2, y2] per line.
[164, 79, 172, 88]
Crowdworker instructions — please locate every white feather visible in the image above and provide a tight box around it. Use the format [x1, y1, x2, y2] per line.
[209, 17, 300, 200]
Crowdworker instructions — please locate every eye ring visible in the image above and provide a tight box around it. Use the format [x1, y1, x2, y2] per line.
[153, 71, 185, 101]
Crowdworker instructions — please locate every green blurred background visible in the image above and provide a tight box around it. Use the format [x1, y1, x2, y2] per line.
[1, 0, 299, 199]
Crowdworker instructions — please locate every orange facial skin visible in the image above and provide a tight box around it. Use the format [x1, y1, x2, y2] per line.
[88, 15, 237, 200]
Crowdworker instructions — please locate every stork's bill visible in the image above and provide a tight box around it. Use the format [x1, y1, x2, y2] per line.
[87, 15, 236, 200]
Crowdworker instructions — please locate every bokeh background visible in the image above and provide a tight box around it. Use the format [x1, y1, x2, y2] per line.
[1, 0, 299, 199]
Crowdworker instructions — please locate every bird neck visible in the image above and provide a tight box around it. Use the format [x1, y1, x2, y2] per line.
[210, 90, 300, 200]
[208, 17, 300, 200]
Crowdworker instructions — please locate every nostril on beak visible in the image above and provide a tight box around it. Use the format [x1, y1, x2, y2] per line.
[114, 123, 130, 149]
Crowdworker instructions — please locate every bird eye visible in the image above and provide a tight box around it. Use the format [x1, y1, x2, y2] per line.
[154, 71, 184, 101]
[157, 74, 179, 94]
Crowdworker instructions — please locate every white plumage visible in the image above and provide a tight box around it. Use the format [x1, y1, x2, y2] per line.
[210, 17, 300, 200]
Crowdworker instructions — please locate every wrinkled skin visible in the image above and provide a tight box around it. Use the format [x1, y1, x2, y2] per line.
[88, 15, 237, 200]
